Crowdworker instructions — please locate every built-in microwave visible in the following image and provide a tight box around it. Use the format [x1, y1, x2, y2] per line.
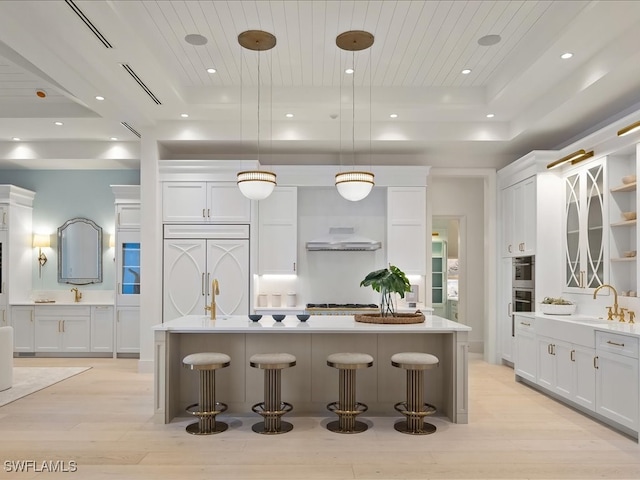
[512, 256, 535, 336]
[513, 255, 535, 288]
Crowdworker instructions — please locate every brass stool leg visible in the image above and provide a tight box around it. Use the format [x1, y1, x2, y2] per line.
[251, 368, 293, 434]
[394, 369, 436, 435]
[327, 368, 368, 434]
[185, 369, 228, 435]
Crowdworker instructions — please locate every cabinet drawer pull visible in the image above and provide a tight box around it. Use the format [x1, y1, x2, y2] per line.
[606, 340, 625, 347]
[508, 244, 512, 253]
[201, 273, 205, 296]
[293, 262, 296, 272]
[202, 208, 206, 218]
[547, 344, 551, 354]
[520, 321, 530, 327]
[61, 320, 65, 333]
[593, 356, 599, 369]
[207, 208, 210, 218]
[117, 212, 121, 226]
[570, 350, 575, 362]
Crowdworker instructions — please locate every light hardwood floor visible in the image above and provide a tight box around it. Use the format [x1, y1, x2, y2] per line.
[1, 356, 639, 479]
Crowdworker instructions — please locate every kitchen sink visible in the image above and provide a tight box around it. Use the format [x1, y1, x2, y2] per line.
[561, 315, 609, 324]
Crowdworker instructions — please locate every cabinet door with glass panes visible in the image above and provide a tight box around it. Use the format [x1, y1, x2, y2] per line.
[432, 239, 447, 315]
[564, 158, 607, 293]
[116, 231, 140, 306]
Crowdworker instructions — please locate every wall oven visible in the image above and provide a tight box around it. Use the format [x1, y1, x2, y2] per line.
[512, 256, 535, 336]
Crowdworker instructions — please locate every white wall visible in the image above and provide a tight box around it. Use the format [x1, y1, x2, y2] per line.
[430, 176, 485, 352]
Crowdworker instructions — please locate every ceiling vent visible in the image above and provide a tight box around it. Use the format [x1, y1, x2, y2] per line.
[121, 64, 162, 105]
[120, 122, 141, 138]
[65, 0, 113, 48]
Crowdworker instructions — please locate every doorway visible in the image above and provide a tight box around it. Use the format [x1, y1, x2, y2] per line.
[432, 216, 464, 324]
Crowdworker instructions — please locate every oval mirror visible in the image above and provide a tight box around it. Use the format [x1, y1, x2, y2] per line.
[58, 217, 103, 285]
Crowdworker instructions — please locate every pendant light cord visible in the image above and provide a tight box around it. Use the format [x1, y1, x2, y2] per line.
[352, 50, 355, 167]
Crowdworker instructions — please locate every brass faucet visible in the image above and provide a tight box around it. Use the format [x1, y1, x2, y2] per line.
[70, 287, 82, 303]
[205, 279, 219, 319]
[593, 284, 622, 321]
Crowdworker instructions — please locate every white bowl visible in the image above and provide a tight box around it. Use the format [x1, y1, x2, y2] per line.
[622, 211, 637, 221]
[539, 303, 576, 315]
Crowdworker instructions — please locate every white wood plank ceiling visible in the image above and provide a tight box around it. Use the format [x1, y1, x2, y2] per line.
[1, 1, 640, 168]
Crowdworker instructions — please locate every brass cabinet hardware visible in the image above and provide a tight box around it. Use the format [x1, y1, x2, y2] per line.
[293, 262, 296, 272]
[570, 349, 575, 362]
[57, 320, 61, 333]
[606, 340, 625, 347]
[201, 273, 205, 296]
[202, 208, 206, 218]
[507, 302, 512, 316]
[117, 212, 121, 226]
[61, 320, 65, 333]
[520, 321, 531, 327]
[508, 244, 512, 253]
[207, 208, 210, 218]
[547, 344, 551, 354]
[593, 356, 599, 369]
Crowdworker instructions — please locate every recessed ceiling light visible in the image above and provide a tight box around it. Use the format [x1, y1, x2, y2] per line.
[184, 33, 208, 46]
[54, 121, 63, 126]
[345, 68, 354, 75]
[390, 113, 398, 118]
[561, 52, 573, 60]
[461, 69, 472, 75]
[206, 67, 217, 74]
[180, 113, 189, 118]
[478, 34, 501, 46]
[486, 113, 495, 118]
[95, 95, 105, 101]
[12, 137, 20, 141]
[285, 113, 294, 118]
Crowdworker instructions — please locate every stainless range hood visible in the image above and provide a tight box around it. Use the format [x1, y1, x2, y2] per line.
[306, 227, 381, 251]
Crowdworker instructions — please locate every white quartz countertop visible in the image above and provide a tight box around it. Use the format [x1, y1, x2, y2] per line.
[153, 314, 471, 334]
[12, 301, 114, 306]
[516, 312, 640, 338]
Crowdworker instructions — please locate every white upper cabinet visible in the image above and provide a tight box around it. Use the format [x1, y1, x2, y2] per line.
[116, 204, 140, 229]
[258, 187, 297, 275]
[564, 158, 606, 293]
[162, 182, 250, 223]
[502, 176, 536, 257]
[387, 187, 426, 275]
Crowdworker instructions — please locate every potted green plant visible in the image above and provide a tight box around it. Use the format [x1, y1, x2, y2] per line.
[358, 264, 424, 324]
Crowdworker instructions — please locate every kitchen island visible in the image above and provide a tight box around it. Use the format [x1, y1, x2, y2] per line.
[153, 314, 471, 425]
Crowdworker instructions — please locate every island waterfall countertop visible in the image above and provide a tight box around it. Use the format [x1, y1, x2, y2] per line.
[153, 314, 471, 334]
[153, 314, 471, 426]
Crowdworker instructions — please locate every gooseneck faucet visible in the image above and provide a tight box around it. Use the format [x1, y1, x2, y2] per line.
[205, 279, 219, 319]
[593, 284, 620, 321]
[70, 287, 82, 303]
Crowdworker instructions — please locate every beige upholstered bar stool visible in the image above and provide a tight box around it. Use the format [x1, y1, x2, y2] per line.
[249, 353, 296, 434]
[391, 352, 439, 435]
[182, 352, 231, 435]
[326, 352, 374, 434]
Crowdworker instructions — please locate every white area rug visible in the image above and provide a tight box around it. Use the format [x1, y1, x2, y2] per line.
[0, 367, 91, 407]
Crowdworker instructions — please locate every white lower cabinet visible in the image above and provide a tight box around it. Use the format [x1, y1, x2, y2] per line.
[116, 307, 139, 354]
[515, 316, 638, 436]
[595, 331, 639, 431]
[11, 305, 34, 352]
[537, 337, 595, 411]
[34, 306, 90, 353]
[514, 315, 536, 382]
[90, 305, 113, 353]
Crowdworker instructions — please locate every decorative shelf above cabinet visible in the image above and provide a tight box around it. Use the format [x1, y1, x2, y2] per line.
[610, 257, 637, 262]
[610, 219, 637, 227]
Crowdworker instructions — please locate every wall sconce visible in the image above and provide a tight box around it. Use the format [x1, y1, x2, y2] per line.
[617, 120, 640, 137]
[33, 234, 50, 278]
[546, 149, 594, 170]
[109, 234, 115, 248]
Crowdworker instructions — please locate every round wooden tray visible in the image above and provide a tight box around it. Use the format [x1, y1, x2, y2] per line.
[354, 312, 425, 324]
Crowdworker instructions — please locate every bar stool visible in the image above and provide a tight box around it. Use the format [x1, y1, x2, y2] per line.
[391, 352, 439, 435]
[249, 353, 296, 434]
[182, 352, 230, 435]
[326, 352, 373, 434]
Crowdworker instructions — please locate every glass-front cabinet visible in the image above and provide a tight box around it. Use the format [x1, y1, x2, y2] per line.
[432, 239, 447, 315]
[116, 231, 140, 306]
[564, 158, 606, 293]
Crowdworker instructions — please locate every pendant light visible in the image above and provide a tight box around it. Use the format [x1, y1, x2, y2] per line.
[237, 30, 277, 201]
[335, 30, 375, 202]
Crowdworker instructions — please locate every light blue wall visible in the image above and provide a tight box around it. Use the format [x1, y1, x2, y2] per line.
[0, 170, 140, 291]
